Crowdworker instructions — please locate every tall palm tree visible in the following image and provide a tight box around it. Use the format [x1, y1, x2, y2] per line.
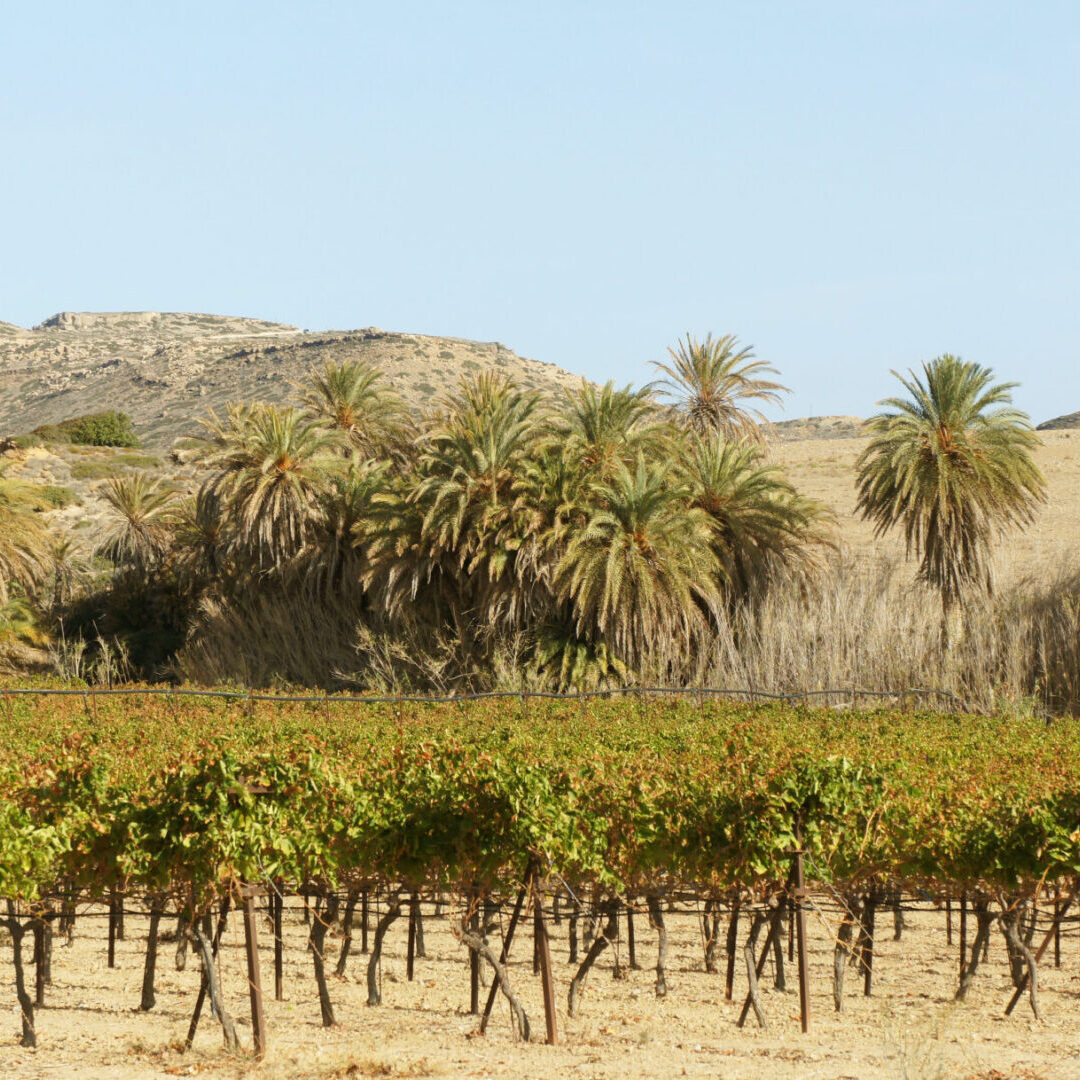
[653, 333, 788, 442]
[513, 443, 591, 583]
[172, 489, 228, 587]
[855, 354, 1046, 630]
[97, 473, 177, 576]
[298, 360, 411, 460]
[190, 404, 338, 570]
[679, 434, 830, 599]
[555, 455, 723, 672]
[418, 373, 543, 551]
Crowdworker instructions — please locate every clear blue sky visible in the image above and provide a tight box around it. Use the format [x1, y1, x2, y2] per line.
[3, 2, 1077, 422]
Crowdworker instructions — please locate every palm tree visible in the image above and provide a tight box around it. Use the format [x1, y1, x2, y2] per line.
[417, 373, 543, 553]
[298, 360, 411, 460]
[553, 380, 667, 477]
[304, 454, 389, 595]
[0, 469, 50, 606]
[48, 535, 91, 610]
[190, 404, 338, 570]
[513, 442, 591, 582]
[172, 489, 228, 586]
[855, 354, 1046, 633]
[364, 372, 544, 647]
[554, 455, 723, 673]
[97, 473, 177, 575]
[653, 333, 788, 442]
[679, 434, 830, 600]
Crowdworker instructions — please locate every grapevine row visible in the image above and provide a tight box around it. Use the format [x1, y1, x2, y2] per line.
[0, 690, 1076, 1051]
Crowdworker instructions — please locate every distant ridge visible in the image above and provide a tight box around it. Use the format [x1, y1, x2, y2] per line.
[771, 415, 864, 441]
[1037, 410, 1080, 431]
[30, 311, 300, 334]
[0, 311, 581, 448]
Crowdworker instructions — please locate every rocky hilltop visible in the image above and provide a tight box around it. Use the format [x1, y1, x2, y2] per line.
[0, 311, 581, 447]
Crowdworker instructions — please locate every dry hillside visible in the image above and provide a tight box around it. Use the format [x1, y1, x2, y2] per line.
[0, 311, 580, 448]
[773, 428, 1080, 580]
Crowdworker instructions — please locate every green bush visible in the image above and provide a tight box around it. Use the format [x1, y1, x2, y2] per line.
[60, 412, 140, 448]
[24, 411, 140, 448]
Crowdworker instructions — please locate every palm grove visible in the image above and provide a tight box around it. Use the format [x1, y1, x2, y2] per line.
[0, 337, 1057, 701]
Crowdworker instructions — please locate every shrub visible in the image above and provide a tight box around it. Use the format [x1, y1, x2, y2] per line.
[23, 412, 140, 449]
[60, 412, 140, 448]
[36, 486, 80, 509]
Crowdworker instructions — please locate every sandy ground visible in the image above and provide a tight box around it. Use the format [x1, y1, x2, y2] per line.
[773, 429, 1080, 581]
[2, 894, 1079, 1080]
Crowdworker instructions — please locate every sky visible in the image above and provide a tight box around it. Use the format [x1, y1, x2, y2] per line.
[2, 1, 1077, 423]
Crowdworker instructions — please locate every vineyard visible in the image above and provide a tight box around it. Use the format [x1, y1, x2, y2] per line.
[1, 688, 1079, 1073]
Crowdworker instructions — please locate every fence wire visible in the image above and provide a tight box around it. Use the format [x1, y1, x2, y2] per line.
[0, 684, 969, 709]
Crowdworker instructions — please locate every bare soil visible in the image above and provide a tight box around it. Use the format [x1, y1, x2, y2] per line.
[3, 895, 1078, 1080]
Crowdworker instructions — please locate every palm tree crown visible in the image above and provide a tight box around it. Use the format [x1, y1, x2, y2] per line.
[97, 473, 177, 575]
[555, 456, 722, 671]
[855, 354, 1046, 611]
[298, 360, 410, 459]
[680, 435, 830, 599]
[0, 469, 51, 606]
[553, 380, 666, 476]
[653, 333, 788, 442]
[190, 404, 338, 570]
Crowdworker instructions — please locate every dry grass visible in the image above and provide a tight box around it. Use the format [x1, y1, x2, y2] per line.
[172, 552, 1080, 716]
[704, 554, 1080, 716]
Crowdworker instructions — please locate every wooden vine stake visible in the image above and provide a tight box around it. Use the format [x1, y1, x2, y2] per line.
[273, 880, 284, 1001]
[1053, 886, 1061, 968]
[958, 891, 968, 986]
[793, 813, 810, 1033]
[107, 885, 119, 968]
[532, 867, 559, 1044]
[862, 890, 876, 996]
[407, 893, 417, 981]
[468, 886, 480, 1014]
[242, 884, 267, 1057]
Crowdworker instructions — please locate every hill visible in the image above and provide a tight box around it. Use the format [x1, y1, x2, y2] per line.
[770, 415, 864, 441]
[0, 311, 581, 448]
[1038, 410, 1080, 431]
